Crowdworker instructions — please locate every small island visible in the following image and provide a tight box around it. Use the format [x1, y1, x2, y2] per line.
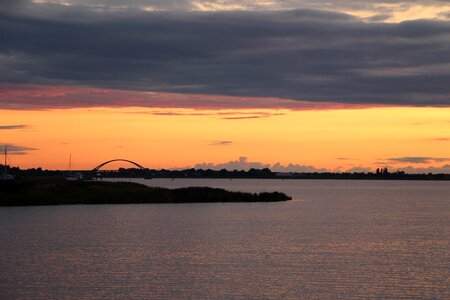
[0, 178, 291, 206]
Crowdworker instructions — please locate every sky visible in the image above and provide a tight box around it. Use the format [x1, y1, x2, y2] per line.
[1, 0, 449, 173]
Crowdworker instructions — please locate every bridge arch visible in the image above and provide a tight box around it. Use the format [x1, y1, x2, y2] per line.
[92, 159, 147, 172]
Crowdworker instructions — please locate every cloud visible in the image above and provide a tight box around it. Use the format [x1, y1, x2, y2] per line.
[1, 143, 37, 155]
[193, 156, 450, 174]
[221, 116, 267, 120]
[129, 109, 286, 118]
[345, 166, 372, 173]
[221, 112, 284, 120]
[193, 156, 450, 173]
[0, 3, 450, 108]
[366, 13, 393, 22]
[398, 164, 450, 174]
[209, 140, 232, 146]
[194, 156, 329, 172]
[271, 162, 329, 173]
[8, 1, 450, 22]
[0, 84, 371, 110]
[195, 156, 270, 170]
[0, 124, 28, 130]
[387, 156, 450, 164]
[135, 111, 208, 116]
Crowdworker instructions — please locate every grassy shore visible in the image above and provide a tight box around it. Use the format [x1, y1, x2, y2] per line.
[0, 178, 291, 206]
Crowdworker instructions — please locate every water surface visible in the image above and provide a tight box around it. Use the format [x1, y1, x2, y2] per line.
[1, 179, 449, 299]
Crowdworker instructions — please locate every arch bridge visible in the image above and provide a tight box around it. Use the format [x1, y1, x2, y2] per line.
[92, 159, 148, 172]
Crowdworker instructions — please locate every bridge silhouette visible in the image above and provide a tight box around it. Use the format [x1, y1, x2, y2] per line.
[92, 159, 148, 172]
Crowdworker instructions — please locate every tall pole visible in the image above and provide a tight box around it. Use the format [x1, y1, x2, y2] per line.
[3, 145, 7, 176]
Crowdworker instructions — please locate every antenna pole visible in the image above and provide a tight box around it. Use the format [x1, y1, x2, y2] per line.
[4, 146, 7, 175]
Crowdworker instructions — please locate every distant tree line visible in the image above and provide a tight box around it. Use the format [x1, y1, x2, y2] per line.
[2, 165, 449, 180]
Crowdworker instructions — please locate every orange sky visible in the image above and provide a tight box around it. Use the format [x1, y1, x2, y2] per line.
[1, 106, 449, 172]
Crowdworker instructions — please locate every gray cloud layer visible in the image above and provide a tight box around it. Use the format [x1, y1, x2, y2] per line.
[9, 1, 450, 15]
[1, 1, 450, 106]
[1, 143, 37, 155]
[387, 156, 450, 163]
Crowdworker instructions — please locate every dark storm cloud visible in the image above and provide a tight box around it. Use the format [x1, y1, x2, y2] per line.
[0, 2, 450, 106]
[0, 0, 29, 12]
[11, 1, 449, 13]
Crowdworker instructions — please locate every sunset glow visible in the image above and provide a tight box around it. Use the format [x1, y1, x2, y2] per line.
[2, 105, 449, 172]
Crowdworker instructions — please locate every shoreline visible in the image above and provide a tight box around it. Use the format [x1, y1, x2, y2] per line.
[113, 176, 450, 181]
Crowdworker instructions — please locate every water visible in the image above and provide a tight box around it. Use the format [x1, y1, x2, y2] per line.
[0, 179, 449, 299]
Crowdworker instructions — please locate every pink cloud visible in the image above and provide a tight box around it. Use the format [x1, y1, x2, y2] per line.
[0, 84, 384, 111]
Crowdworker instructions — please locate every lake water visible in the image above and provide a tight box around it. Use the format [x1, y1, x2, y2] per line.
[0, 179, 449, 299]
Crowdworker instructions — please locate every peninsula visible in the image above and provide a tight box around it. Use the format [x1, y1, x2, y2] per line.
[0, 178, 291, 206]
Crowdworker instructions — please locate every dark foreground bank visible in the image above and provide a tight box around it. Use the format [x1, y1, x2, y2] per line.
[0, 178, 291, 206]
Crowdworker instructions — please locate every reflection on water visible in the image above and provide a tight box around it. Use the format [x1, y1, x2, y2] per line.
[0, 179, 449, 299]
